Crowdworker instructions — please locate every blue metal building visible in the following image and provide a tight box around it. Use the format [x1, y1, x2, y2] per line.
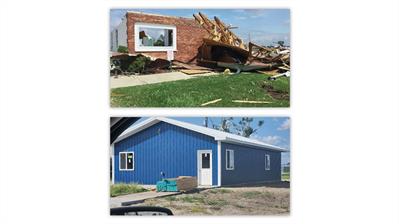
[112, 117, 286, 186]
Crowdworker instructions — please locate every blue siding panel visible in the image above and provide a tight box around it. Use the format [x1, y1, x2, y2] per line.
[114, 122, 218, 185]
[221, 142, 281, 185]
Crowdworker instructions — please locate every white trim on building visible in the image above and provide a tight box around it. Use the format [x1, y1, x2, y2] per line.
[119, 152, 134, 171]
[115, 117, 287, 152]
[134, 23, 177, 52]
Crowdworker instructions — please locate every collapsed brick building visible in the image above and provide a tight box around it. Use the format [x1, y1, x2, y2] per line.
[110, 11, 208, 63]
[111, 11, 290, 74]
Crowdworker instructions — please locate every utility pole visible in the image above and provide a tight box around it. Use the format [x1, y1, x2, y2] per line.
[204, 117, 208, 127]
[248, 32, 251, 44]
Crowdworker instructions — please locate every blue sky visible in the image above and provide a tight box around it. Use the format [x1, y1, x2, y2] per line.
[110, 9, 290, 46]
[135, 117, 291, 165]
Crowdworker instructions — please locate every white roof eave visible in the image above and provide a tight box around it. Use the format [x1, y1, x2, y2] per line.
[114, 117, 286, 152]
[222, 137, 288, 152]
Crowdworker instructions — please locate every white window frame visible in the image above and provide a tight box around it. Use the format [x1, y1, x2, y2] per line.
[119, 152, 134, 171]
[265, 154, 270, 171]
[134, 23, 177, 52]
[226, 149, 234, 170]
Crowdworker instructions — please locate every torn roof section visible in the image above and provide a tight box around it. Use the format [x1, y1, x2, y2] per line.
[115, 117, 287, 152]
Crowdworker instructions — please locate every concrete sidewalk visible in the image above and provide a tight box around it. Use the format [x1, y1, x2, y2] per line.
[110, 191, 181, 208]
[110, 71, 217, 89]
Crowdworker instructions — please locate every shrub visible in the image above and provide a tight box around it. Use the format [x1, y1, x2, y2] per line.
[127, 56, 151, 74]
[117, 46, 129, 53]
[110, 183, 148, 197]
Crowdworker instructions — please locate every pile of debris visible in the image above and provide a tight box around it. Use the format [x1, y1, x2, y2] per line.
[249, 42, 290, 72]
[193, 12, 290, 76]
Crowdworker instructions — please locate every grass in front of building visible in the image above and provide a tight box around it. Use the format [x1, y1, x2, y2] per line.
[110, 183, 148, 197]
[281, 172, 290, 181]
[137, 186, 290, 215]
[110, 73, 289, 107]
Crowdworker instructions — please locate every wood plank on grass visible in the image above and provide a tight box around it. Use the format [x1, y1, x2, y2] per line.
[232, 100, 272, 104]
[201, 98, 222, 106]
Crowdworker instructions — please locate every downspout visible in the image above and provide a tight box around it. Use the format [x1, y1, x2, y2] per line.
[217, 141, 222, 186]
[111, 143, 115, 184]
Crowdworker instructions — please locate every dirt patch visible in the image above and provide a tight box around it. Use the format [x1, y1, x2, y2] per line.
[261, 82, 289, 100]
[134, 185, 290, 216]
[110, 92, 126, 97]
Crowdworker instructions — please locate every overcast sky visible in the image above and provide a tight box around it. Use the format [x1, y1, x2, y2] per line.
[110, 9, 290, 46]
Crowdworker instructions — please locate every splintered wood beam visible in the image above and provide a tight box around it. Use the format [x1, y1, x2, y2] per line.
[193, 14, 203, 25]
[194, 13, 221, 41]
[214, 16, 247, 50]
[194, 12, 247, 50]
[199, 12, 216, 28]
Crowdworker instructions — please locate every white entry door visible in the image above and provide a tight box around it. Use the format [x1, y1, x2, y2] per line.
[198, 150, 212, 186]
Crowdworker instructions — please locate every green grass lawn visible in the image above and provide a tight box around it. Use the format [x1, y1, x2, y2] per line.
[110, 183, 148, 197]
[110, 72, 290, 107]
[281, 172, 290, 181]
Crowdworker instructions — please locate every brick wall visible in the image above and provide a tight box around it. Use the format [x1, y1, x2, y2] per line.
[126, 12, 208, 63]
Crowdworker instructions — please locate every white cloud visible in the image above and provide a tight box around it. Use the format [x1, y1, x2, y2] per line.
[263, 135, 282, 145]
[250, 134, 289, 149]
[278, 118, 290, 131]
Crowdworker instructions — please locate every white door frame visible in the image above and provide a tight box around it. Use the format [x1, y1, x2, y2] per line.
[197, 150, 213, 186]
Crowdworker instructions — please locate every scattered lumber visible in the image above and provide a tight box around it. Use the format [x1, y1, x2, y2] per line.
[232, 100, 272, 104]
[217, 61, 274, 74]
[201, 98, 222, 106]
[176, 176, 197, 192]
[248, 42, 290, 70]
[268, 71, 291, 80]
[256, 70, 280, 76]
[193, 12, 290, 74]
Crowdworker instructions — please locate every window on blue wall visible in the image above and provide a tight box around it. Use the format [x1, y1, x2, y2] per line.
[265, 154, 270, 171]
[120, 152, 134, 171]
[226, 149, 234, 170]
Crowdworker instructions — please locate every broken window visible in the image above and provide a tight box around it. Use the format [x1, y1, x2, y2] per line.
[135, 23, 176, 51]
